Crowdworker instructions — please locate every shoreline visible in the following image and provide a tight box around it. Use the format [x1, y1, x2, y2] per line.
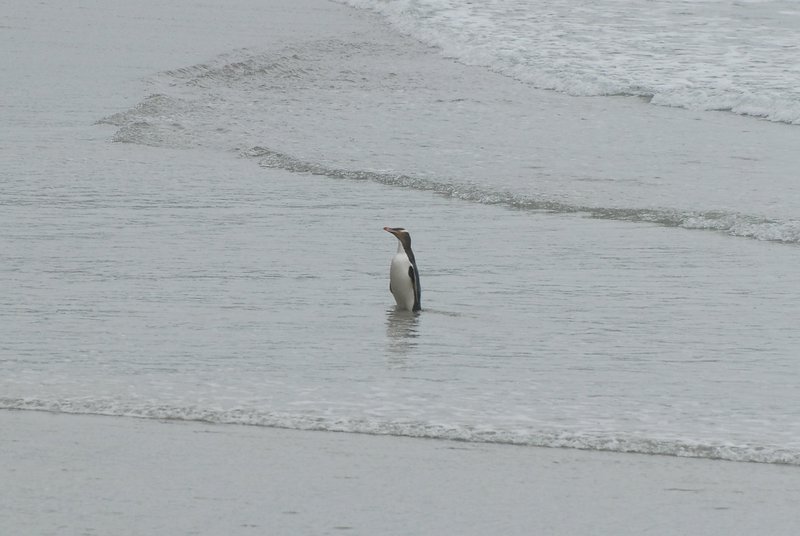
[2, 409, 798, 535]
[3, 403, 798, 467]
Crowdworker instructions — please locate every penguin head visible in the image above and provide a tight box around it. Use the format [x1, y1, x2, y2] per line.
[383, 226, 412, 249]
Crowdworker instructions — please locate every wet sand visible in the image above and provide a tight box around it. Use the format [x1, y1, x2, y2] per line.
[2, 410, 798, 535]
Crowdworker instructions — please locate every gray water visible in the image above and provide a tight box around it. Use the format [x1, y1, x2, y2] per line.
[2, 0, 800, 465]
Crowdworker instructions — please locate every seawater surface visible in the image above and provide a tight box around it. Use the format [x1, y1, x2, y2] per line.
[2, 0, 800, 466]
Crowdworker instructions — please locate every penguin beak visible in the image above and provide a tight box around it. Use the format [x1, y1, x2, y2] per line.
[383, 227, 398, 236]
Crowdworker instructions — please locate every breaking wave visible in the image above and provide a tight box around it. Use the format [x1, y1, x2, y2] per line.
[95, 41, 800, 247]
[243, 145, 800, 244]
[336, 0, 800, 125]
[2, 398, 798, 466]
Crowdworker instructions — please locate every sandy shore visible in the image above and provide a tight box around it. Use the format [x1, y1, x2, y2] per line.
[1, 410, 798, 535]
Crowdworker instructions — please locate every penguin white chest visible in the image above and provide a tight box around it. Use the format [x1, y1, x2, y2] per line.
[389, 252, 416, 311]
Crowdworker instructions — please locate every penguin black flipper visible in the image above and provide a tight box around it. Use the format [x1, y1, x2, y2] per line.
[409, 265, 421, 312]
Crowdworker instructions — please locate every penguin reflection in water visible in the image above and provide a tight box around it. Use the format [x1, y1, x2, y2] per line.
[383, 227, 422, 312]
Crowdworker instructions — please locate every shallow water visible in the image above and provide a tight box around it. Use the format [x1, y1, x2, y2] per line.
[2, 0, 800, 465]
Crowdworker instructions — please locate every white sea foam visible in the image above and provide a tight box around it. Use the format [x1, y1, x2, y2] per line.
[3, 399, 799, 466]
[337, 0, 800, 124]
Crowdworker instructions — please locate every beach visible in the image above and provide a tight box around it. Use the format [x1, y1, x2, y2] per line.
[3, 0, 800, 533]
[3, 410, 799, 535]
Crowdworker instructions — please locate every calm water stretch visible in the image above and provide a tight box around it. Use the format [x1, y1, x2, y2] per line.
[2, 0, 800, 465]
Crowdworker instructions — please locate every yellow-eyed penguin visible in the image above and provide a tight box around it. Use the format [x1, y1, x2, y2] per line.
[384, 227, 421, 312]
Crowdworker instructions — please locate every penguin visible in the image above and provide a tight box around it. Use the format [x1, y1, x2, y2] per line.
[383, 227, 422, 312]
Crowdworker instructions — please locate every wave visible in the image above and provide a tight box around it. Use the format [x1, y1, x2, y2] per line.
[96, 48, 800, 246]
[243, 145, 800, 244]
[335, 0, 800, 125]
[97, 87, 800, 245]
[2, 397, 798, 466]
